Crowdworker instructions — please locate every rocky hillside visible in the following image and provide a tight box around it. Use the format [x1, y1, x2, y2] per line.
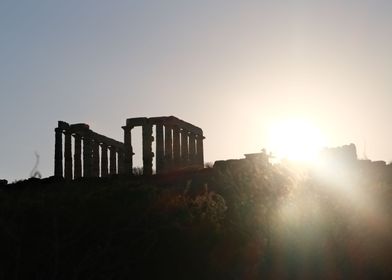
[1, 154, 392, 279]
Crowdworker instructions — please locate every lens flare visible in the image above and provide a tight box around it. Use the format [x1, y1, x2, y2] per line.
[267, 119, 326, 163]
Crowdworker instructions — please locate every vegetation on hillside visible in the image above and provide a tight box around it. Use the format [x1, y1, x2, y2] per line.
[1, 156, 392, 279]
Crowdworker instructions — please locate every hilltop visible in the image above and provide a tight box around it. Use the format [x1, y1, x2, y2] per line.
[1, 151, 392, 279]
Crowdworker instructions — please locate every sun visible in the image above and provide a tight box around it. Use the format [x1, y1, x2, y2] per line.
[267, 119, 326, 163]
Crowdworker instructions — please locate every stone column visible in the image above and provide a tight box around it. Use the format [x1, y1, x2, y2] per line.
[155, 123, 164, 174]
[92, 140, 100, 177]
[54, 127, 63, 177]
[101, 143, 108, 177]
[142, 123, 154, 175]
[196, 134, 204, 167]
[172, 125, 181, 169]
[164, 125, 173, 171]
[181, 129, 189, 166]
[64, 131, 73, 180]
[123, 126, 133, 175]
[74, 135, 82, 179]
[188, 132, 196, 166]
[109, 146, 117, 175]
[83, 133, 92, 177]
[118, 150, 125, 174]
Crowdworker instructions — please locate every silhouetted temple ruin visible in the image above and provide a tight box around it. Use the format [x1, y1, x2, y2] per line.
[54, 121, 125, 180]
[123, 116, 204, 175]
[54, 116, 204, 179]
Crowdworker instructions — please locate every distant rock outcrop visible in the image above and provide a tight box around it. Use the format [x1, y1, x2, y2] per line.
[213, 151, 270, 174]
[319, 143, 358, 163]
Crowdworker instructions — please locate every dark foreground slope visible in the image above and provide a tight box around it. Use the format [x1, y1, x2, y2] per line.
[1, 159, 392, 279]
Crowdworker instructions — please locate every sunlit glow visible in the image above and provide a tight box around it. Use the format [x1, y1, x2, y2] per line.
[267, 119, 326, 163]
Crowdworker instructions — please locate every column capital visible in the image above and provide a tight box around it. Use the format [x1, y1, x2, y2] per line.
[108, 145, 117, 151]
[122, 125, 134, 131]
[196, 134, 205, 140]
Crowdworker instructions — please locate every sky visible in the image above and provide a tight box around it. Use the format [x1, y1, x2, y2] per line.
[1, 0, 392, 181]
